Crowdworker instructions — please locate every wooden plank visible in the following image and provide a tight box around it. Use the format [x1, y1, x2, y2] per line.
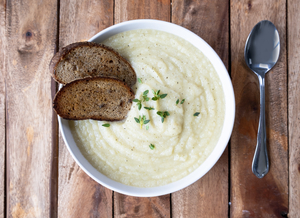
[58, 142, 113, 218]
[114, 194, 171, 218]
[57, 1, 114, 217]
[230, 0, 288, 217]
[115, 0, 170, 23]
[114, 1, 171, 217]
[0, 0, 5, 217]
[5, 0, 57, 217]
[288, 0, 300, 216]
[171, 1, 229, 217]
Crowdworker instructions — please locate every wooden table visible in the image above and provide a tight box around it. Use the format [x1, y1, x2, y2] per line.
[0, 0, 299, 217]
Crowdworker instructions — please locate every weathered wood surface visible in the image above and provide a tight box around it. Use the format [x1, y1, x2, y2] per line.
[115, 0, 170, 24]
[171, 0, 229, 217]
[5, 0, 58, 217]
[114, 1, 171, 217]
[114, 194, 171, 218]
[57, 1, 114, 218]
[230, 0, 288, 217]
[0, 0, 5, 217]
[2, 0, 300, 217]
[288, 0, 300, 217]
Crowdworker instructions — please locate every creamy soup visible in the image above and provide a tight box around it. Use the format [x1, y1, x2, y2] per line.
[69, 29, 225, 187]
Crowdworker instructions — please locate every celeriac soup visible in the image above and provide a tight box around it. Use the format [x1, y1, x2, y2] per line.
[69, 29, 225, 187]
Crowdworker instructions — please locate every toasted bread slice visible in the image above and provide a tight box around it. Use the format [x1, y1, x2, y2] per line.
[50, 42, 136, 87]
[53, 77, 135, 121]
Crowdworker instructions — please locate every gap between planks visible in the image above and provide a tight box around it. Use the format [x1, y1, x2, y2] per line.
[50, 0, 60, 217]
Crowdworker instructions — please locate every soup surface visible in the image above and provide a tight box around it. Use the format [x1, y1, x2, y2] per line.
[69, 29, 225, 187]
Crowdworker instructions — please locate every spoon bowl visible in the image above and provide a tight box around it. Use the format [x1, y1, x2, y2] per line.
[245, 20, 280, 75]
[244, 20, 280, 178]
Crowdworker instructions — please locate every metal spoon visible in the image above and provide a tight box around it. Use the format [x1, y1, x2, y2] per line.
[244, 20, 280, 178]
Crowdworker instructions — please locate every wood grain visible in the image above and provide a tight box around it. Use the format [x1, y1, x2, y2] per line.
[171, 1, 229, 217]
[114, 1, 171, 217]
[230, 0, 288, 217]
[1, 0, 296, 217]
[58, 1, 114, 217]
[114, 194, 171, 218]
[58, 146, 112, 218]
[288, 0, 300, 216]
[5, 0, 57, 217]
[115, 0, 170, 23]
[0, 0, 5, 217]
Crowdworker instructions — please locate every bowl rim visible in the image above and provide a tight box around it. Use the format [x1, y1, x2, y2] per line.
[58, 19, 235, 197]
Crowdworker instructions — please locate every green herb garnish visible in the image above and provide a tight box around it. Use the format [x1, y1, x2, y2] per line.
[144, 119, 150, 124]
[180, 99, 185, 104]
[102, 123, 110, 127]
[149, 144, 155, 150]
[138, 78, 142, 84]
[152, 90, 167, 101]
[176, 99, 179, 105]
[144, 106, 154, 110]
[157, 111, 170, 123]
[134, 115, 150, 129]
[193, 112, 200, 116]
[142, 90, 150, 102]
[133, 99, 142, 110]
[146, 125, 149, 130]
[133, 90, 150, 110]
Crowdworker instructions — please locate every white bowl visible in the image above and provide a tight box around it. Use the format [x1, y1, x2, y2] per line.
[58, 19, 235, 197]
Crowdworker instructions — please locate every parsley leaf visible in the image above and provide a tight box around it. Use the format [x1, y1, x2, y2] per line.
[133, 99, 142, 110]
[180, 99, 185, 104]
[134, 115, 150, 128]
[160, 93, 167, 99]
[193, 112, 200, 116]
[144, 120, 150, 124]
[176, 99, 179, 105]
[102, 123, 110, 127]
[149, 144, 155, 150]
[144, 106, 154, 110]
[157, 111, 170, 123]
[138, 78, 142, 84]
[142, 90, 150, 102]
[152, 90, 168, 101]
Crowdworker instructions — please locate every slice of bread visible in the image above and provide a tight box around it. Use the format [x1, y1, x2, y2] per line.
[53, 77, 135, 121]
[50, 42, 136, 87]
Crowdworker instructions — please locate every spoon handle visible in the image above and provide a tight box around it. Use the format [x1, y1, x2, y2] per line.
[252, 75, 269, 178]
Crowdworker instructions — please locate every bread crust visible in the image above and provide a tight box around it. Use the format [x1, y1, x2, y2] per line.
[49, 41, 136, 86]
[53, 77, 135, 121]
